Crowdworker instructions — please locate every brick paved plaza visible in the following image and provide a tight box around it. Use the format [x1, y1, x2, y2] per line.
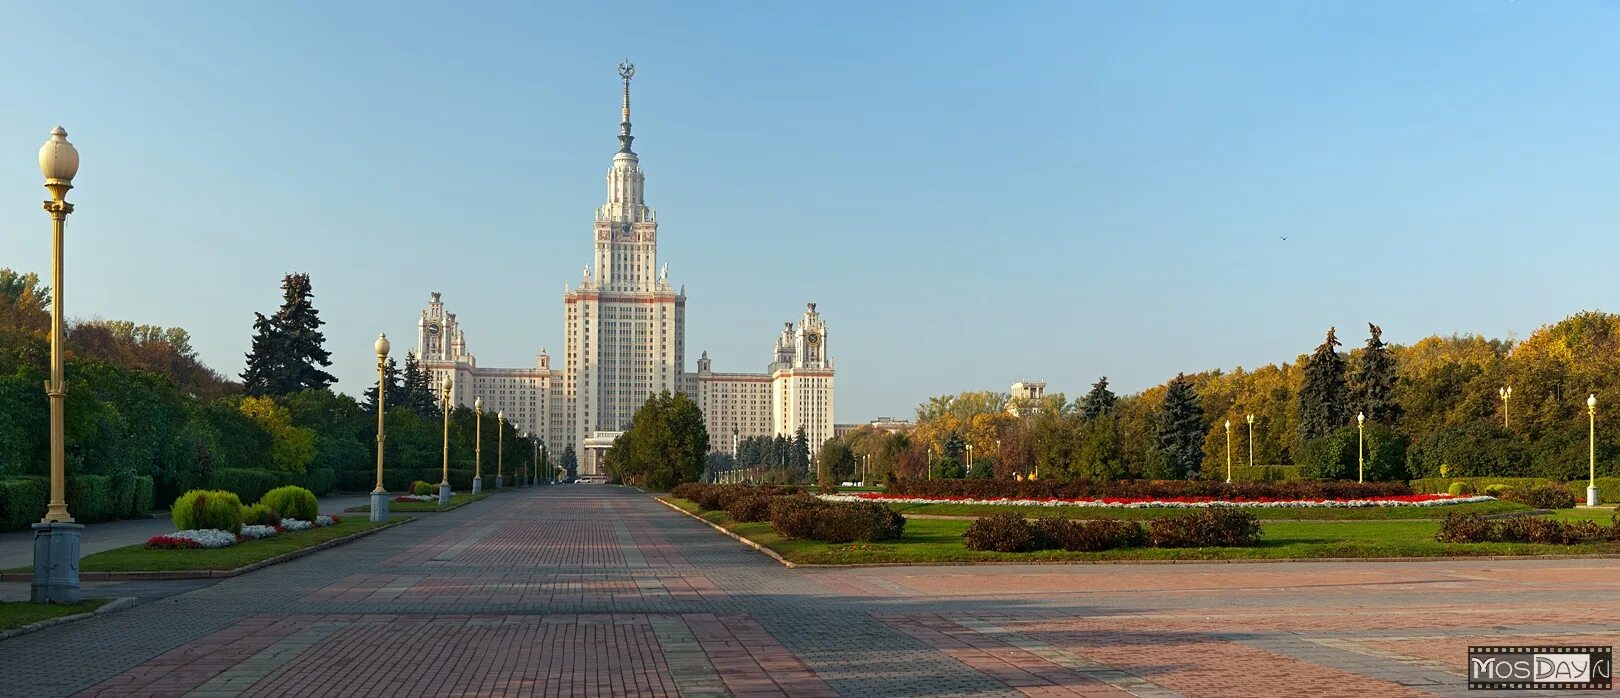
[3, 487, 1616, 697]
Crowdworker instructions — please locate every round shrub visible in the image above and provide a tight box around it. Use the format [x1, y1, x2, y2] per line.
[260, 485, 319, 521]
[1448, 482, 1475, 496]
[727, 493, 778, 522]
[411, 480, 434, 496]
[172, 489, 245, 532]
[767, 495, 828, 539]
[814, 501, 905, 543]
[1037, 518, 1146, 552]
[1435, 513, 1495, 543]
[1147, 509, 1262, 548]
[963, 513, 1039, 552]
[242, 502, 282, 528]
[1482, 484, 1511, 497]
[1501, 484, 1576, 510]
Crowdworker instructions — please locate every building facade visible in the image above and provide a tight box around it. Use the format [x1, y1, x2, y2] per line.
[413, 64, 834, 478]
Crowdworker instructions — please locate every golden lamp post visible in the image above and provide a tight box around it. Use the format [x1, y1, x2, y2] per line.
[1587, 394, 1599, 506]
[32, 126, 82, 604]
[1224, 419, 1232, 484]
[1246, 414, 1255, 469]
[1357, 411, 1366, 484]
[439, 377, 452, 506]
[1499, 386, 1513, 430]
[472, 397, 484, 494]
[496, 411, 504, 489]
[370, 333, 391, 522]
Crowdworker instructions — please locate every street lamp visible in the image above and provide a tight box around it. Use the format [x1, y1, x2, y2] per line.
[966, 443, 974, 476]
[1587, 394, 1598, 506]
[1246, 414, 1255, 469]
[1357, 411, 1366, 483]
[472, 396, 484, 494]
[1224, 419, 1232, 484]
[439, 377, 452, 506]
[496, 411, 504, 489]
[1499, 386, 1513, 430]
[33, 126, 81, 604]
[370, 333, 391, 523]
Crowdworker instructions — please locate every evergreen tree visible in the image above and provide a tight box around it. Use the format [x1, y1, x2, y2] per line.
[943, 430, 967, 463]
[560, 445, 578, 480]
[1155, 373, 1206, 479]
[240, 273, 336, 395]
[1352, 323, 1401, 425]
[1079, 376, 1118, 419]
[792, 426, 811, 480]
[1299, 327, 1350, 440]
[362, 356, 402, 414]
[398, 352, 441, 417]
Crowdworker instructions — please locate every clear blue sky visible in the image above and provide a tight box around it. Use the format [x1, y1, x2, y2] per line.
[3, 2, 1618, 422]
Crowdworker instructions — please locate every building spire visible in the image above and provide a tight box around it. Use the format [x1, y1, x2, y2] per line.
[617, 60, 636, 154]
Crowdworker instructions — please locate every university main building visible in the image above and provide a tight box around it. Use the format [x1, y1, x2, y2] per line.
[413, 64, 834, 477]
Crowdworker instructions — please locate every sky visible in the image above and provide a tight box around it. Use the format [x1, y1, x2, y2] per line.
[2, 2, 1618, 422]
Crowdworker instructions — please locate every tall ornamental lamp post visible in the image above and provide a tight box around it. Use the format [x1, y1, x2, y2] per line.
[1588, 394, 1599, 507]
[1246, 414, 1255, 468]
[1499, 386, 1512, 430]
[370, 333, 391, 523]
[1224, 419, 1232, 484]
[1357, 412, 1366, 484]
[33, 126, 82, 605]
[495, 411, 504, 489]
[439, 377, 452, 506]
[472, 397, 484, 494]
[965, 443, 974, 477]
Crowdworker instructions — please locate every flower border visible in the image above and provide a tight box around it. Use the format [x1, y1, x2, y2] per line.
[821, 492, 1498, 509]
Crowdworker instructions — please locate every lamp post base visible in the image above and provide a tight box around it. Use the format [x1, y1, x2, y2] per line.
[31, 522, 83, 604]
[369, 491, 390, 523]
[472, 477, 483, 494]
[439, 484, 452, 506]
[495, 475, 503, 489]
[1589, 486, 1600, 507]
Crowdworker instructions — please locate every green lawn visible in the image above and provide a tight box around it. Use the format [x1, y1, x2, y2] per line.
[875, 499, 1531, 521]
[664, 497, 1620, 565]
[345, 492, 493, 513]
[0, 599, 111, 630]
[69, 516, 405, 573]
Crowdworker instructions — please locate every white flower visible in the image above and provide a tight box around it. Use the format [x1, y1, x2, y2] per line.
[816, 494, 1499, 509]
[165, 529, 239, 548]
[280, 518, 313, 531]
[238, 524, 280, 540]
[314, 515, 337, 527]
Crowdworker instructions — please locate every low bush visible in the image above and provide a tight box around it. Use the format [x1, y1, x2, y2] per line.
[260, 485, 318, 522]
[1482, 484, 1512, 497]
[1036, 518, 1146, 552]
[242, 503, 282, 527]
[67, 475, 116, 523]
[1226, 465, 1305, 482]
[1412, 476, 1556, 495]
[301, 468, 336, 496]
[133, 475, 155, 517]
[1437, 512, 1618, 544]
[412, 480, 435, 496]
[765, 495, 904, 543]
[208, 468, 293, 504]
[963, 513, 1040, 552]
[887, 478, 1410, 502]
[1448, 482, 1475, 496]
[767, 495, 826, 538]
[726, 493, 778, 523]
[172, 490, 245, 532]
[1566, 477, 1620, 505]
[1501, 485, 1575, 510]
[1147, 509, 1262, 548]
[0, 477, 50, 531]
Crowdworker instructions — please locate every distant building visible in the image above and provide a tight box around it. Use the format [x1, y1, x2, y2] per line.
[1008, 380, 1048, 417]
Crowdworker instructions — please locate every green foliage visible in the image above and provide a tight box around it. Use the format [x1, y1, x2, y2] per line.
[606, 391, 708, 490]
[1567, 477, 1620, 504]
[172, 489, 245, 532]
[818, 440, 856, 484]
[207, 468, 294, 504]
[1448, 482, 1475, 496]
[0, 477, 49, 531]
[260, 485, 318, 521]
[1075, 411, 1125, 480]
[67, 475, 116, 523]
[1079, 376, 1117, 419]
[241, 272, 337, 396]
[1406, 426, 1529, 478]
[1500, 485, 1576, 510]
[1227, 465, 1304, 482]
[238, 396, 316, 473]
[301, 467, 336, 496]
[1352, 323, 1401, 424]
[559, 446, 578, 480]
[243, 503, 282, 527]
[1297, 424, 1407, 481]
[1299, 327, 1350, 440]
[412, 480, 434, 496]
[1154, 373, 1205, 479]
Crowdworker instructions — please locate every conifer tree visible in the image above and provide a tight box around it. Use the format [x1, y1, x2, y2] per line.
[1352, 323, 1401, 425]
[1079, 376, 1118, 419]
[362, 356, 401, 414]
[560, 445, 578, 480]
[1299, 327, 1350, 440]
[399, 352, 441, 417]
[1155, 373, 1206, 479]
[240, 273, 336, 395]
[793, 426, 811, 479]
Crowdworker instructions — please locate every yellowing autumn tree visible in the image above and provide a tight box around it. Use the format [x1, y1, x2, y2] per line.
[239, 395, 316, 473]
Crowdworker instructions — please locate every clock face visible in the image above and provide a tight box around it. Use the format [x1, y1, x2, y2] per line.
[427, 322, 441, 336]
[806, 332, 821, 346]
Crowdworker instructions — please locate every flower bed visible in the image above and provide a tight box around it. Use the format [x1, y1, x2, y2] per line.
[885, 478, 1413, 501]
[394, 494, 436, 502]
[822, 492, 1496, 509]
[144, 515, 340, 549]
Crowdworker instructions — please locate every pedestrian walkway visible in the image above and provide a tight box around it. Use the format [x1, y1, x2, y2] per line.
[2, 486, 1617, 696]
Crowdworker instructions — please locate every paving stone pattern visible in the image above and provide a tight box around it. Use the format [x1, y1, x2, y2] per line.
[3, 486, 1618, 696]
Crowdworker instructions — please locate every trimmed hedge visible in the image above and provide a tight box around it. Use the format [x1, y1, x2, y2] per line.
[1437, 513, 1618, 544]
[260, 485, 319, 521]
[889, 478, 1411, 501]
[1227, 465, 1305, 482]
[0, 477, 50, 531]
[1036, 518, 1146, 552]
[301, 468, 336, 496]
[67, 475, 116, 523]
[1411, 476, 1558, 494]
[1500, 485, 1576, 510]
[173, 489, 245, 532]
[765, 495, 904, 543]
[963, 513, 1040, 552]
[1566, 478, 1620, 504]
[1147, 509, 1262, 548]
[208, 468, 294, 505]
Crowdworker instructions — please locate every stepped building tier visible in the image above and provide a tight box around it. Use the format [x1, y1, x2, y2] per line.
[410, 63, 833, 479]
